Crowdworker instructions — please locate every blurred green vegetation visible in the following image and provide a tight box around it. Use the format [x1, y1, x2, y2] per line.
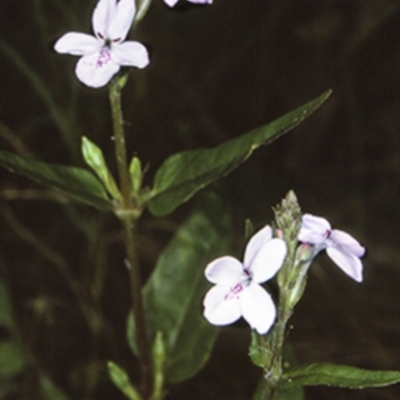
[1, 0, 400, 399]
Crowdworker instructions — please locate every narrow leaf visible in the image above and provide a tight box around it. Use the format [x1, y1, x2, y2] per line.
[148, 90, 332, 216]
[0, 151, 111, 211]
[127, 190, 230, 383]
[151, 332, 167, 400]
[40, 375, 71, 400]
[283, 362, 400, 389]
[81, 136, 121, 201]
[107, 361, 143, 400]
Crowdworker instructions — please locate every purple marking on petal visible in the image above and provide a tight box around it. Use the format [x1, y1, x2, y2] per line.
[96, 48, 112, 68]
[224, 283, 244, 301]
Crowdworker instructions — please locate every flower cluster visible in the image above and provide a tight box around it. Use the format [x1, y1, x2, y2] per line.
[203, 213, 366, 334]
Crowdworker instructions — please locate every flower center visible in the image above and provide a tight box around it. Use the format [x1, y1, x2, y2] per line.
[224, 269, 252, 302]
[97, 32, 121, 48]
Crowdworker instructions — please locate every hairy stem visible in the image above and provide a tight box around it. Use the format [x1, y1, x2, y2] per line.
[261, 291, 291, 400]
[109, 77, 152, 398]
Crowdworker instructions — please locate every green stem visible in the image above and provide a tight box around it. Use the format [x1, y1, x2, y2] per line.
[261, 290, 292, 400]
[109, 77, 152, 398]
[261, 245, 298, 399]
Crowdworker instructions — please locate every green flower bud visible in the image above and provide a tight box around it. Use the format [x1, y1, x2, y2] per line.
[129, 156, 143, 196]
[273, 190, 301, 243]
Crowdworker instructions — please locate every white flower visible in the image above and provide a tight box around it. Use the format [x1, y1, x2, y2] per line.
[54, 0, 149, 88]
[203, 225, 286, 334]
[164, 0, 212, 7]
[298, 214, 366, 282]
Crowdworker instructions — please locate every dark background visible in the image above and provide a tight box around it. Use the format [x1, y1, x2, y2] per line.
[1, 0, 400, 399]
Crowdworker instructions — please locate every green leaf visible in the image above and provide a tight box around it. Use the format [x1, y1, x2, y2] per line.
[40, 375, 71, 400]
[107, 361, 143, 400]
[0, 151, 111, 211]
[148, 90, 332, 216]
[283, 362, 400, 389]
[151, 332, 167, 400]
[81, 136, 121, 201]
[127, 190, 230, 383]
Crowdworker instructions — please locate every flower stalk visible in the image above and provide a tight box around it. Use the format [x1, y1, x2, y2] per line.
[259, 268, 294, 399]
[257, 191, 302, 399]
[109, 76, 152, 398]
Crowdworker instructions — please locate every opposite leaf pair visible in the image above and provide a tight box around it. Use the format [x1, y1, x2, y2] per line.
[203, 214, 365, 335]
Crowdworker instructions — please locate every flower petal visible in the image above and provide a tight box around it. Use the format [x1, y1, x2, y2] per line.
[326, 247, 363, 282]
[251, 238, 287, 283]
[241, 283, 276, 334]
[205, 256, 246, 285]
[112, 41, 149, 69]
[203, 285, 241, 326]
[75, 50, 120, 88]
[330, 229, 365, 258]
[243, 225, 273, 267]
[92, 0, 117, 39]
[298, 214, 331, 244]
[108, 0, 136, 41]
[54, 32, 100, 56]
[163, 0, 179, 6]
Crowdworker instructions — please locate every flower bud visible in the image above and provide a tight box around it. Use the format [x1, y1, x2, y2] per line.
[273, 190, 302, 242]
[129, 156, 143, 196]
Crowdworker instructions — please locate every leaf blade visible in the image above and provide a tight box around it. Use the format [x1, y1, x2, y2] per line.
[128, 190, 230, 382]
[148, 90, 332, 216]
[283, 362, 400, 389]
[0, 151, 111, 211]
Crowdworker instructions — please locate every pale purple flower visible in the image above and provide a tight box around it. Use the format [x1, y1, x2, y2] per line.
[298, 214, 366, 282]
[203, 226, 286, 334]
[54, 0, 149, 88]
[164, 0, 212, 7]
